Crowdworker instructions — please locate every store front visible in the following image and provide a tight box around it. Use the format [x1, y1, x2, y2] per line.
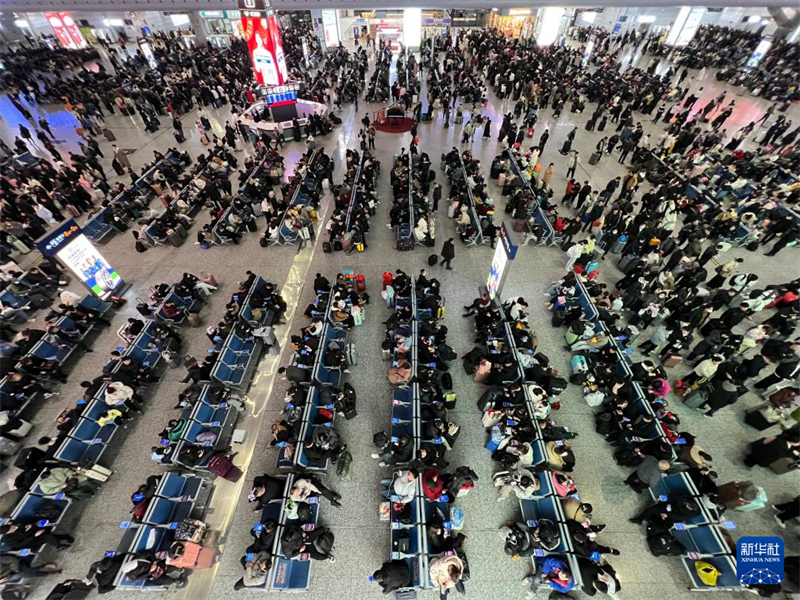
[198, 10, 243, 47]
[487, 9, 536, 39]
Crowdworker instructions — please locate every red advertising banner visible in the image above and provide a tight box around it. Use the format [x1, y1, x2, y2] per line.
[60, 13, 87, 49]
[45, 12, 76, 50]
[267, 14, 288, 84]
[241, 10, 286, 86]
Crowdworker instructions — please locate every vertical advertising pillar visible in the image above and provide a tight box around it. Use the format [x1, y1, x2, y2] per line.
[45, 12, 87, 49]
[239, 0, 288, 86]
[36, 221, 125, 301]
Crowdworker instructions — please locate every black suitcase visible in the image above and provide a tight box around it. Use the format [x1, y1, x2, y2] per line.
[551, 307, 566, 327]
[246, 218, 258, 232]
[440, 372, 453, 390]
[168, 230, 185, 247]
[444, 392, 457, 409]
[322, 241, 332, 253]
[174, 130, 185, 143]
[428, 254, 438, 266]
[135, 297, 152, 316]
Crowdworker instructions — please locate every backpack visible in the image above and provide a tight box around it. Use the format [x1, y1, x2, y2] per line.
[336, 450, 352, 477]
[373, 431, 388, 448]
[647, 532, 686, 556]
[313, 530, 335, 555]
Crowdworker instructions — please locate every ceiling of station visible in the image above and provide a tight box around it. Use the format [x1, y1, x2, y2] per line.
[1, 0, 794, 13]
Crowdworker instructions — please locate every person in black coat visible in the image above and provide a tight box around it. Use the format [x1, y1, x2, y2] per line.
[743, 429, 800, 468]
[440, 238, 455, 270]
[372, 560, 412, 594]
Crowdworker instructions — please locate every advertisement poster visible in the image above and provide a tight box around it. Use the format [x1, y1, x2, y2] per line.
[37, 221, 122, 300]
[60, 13, 87, 49]
[45, 13, 77, 50]
[242, 13, 279, 86]
[267, 14, 288, 84]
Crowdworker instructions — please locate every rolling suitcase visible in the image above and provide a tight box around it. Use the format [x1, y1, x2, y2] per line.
[612, 235, 627, 254]
[662, 354, 683, 368]
[570, 355, 588, 374]
[346, 343, 357, 366]
[513, 219, 525, 232]
[0, 437, 20, 456]
[103, 128, 116, 142]
[618, 254, 638, 273]
[769, 457, 797, 474]
[208, 454, 242, 482]
[356, 274, 366, 292]
[589, 152, 601, 165]
[136, 297, 153, 316]
[683, 387, 708, 409]
[444, 392, 457, 409]
[251, 202, 263, 217]
[323, 241, 332, 253]
[168, 229, 185, 247]
[246, 218, 258, 232]
[173, 130, 185, 143]
[428, 254, 438, 266]
[167, 541, 216, 569]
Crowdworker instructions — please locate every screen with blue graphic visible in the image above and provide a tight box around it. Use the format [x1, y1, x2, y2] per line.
[737, 536, 784, 585]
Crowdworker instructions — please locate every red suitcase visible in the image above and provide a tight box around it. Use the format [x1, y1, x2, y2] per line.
[662, 354, 683, 367]
[208, 454, 242, 482]
[168, 542, 216, 570]
[382, 272, 393, 290]
[356, 274, 366, 292]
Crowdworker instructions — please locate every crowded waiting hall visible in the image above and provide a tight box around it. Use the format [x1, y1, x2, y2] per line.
[0, 3, 798, 600]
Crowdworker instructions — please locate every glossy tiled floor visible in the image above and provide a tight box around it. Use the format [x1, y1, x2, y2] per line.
[2, 40, 798, 600]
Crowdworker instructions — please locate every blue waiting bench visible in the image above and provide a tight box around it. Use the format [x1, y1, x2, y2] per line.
[211, 330, 262, 390]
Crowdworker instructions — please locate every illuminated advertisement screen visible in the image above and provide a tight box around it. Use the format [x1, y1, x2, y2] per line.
[60, 13, 87, 49]
[37, 221, 121, 300]
[139, 40, 158, 69]
[746, 37, 773, 69]
[267, 14, 288, 83]
[45, 13, 78, 49]
[242, 12, 282, 86]
[486, 242, 508, 300]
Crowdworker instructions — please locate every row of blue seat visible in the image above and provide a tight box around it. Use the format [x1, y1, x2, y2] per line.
[167, 385, 239, 473]
[567, 277, 744, 592]
[153, 282, 201, 326]
[0, 318, 167, 558]
[507, 152, 559, 246]
[247, 473, 317, 591]
[277, 150, 319, 246]
[455, 153, 487, 247]
[83, 152, 183, 243]
[111, 473, 209, 591]
[278, 289, 347, 471]
[0, 296, 112, 417]
[488, 300, 591, 591]
[343, 152, 366, 234]
[237, 276, 275, 329]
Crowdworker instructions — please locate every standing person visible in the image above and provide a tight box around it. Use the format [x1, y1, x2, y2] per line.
[538, 128, 550, 152]
[542, 163, 554, 188]
[440, 238, 455, 270]
[112, 145, 132, 171]
[566, 151, 580, 180]
[772, 496, 800, 529]
[38, 117, 55, 139]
